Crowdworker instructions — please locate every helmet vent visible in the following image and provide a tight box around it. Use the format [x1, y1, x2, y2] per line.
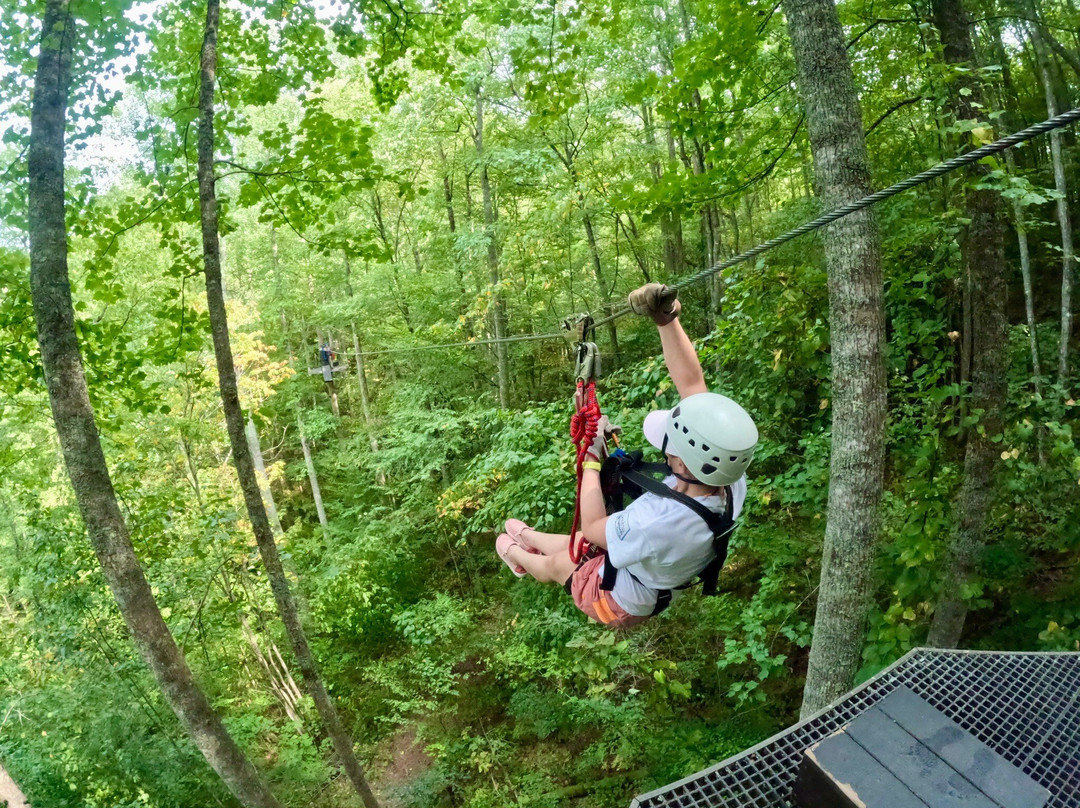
[701, 444, 709, 452]
[712, 456, 720, 463]
[682, 426, 688, 434]
[729, 456, 737, 462]
[672, 406, 681, 417]
[688, 439, 695, 447]
[700, 463, 717, 476]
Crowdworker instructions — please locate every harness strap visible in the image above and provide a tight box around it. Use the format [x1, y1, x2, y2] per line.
[599, 461, 736, 614]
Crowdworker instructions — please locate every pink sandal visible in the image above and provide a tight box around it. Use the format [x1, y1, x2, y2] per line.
[505, 519, 539, 552]
[496, 533, 528, 578]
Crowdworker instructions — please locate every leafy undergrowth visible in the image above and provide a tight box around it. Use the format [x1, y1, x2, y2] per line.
[364, 599, 780, 808]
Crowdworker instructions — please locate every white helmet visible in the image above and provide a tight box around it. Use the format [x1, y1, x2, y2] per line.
[642, 393, 758, 486]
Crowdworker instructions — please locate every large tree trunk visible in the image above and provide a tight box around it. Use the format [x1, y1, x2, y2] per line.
[783, 0, 887, 718]
[195, 4, 379, 806]
[27, 4, 282, 807]
[246, 416, 284, 537]
[926, 0, 1009, 650]
[474, 89, 510, 408]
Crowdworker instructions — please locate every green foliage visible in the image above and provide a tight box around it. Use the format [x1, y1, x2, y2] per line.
[4, 0, 1080, 806]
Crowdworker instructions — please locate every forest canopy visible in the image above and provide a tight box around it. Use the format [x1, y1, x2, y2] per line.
[1, 0, 1078, 806]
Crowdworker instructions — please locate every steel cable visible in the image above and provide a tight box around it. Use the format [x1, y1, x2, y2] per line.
[356, 108, 1080, 357]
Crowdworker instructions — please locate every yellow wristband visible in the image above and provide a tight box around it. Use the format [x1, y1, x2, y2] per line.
[582, 461, 603, 472]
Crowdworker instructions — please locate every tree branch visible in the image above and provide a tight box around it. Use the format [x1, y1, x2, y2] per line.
[865, 96, 924, 137]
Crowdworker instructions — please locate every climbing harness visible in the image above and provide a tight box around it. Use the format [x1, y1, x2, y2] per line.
[599, 451, 737, 615]
[568, 315, 602, 564]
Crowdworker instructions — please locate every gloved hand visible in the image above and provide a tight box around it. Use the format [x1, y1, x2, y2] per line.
[587, 415, 621, 461]
[628, 283, 681, 325]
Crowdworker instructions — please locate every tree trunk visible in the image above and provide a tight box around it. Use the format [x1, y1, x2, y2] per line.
[783, 0, 887, 718]
[926, 0, 1009, 650]
[27, 4, 283, 807]
[297, 414, 329, 533]
[239, 613, 303, 724]
[1005, 150, 1044, 397]
[665, 128, 687, 270]
[195, 4, 380, 806]
[582, 210, 620, 364]
[1032, 28, 1076, 387]
[246, 416, 284, 537]
[351, 324, 381, 454]
[641, 103, 681, 276]
[438, 144, 457, 233]
[474, 89, 510, 408]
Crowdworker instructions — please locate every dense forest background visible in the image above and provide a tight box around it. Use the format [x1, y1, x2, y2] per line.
[1, 0, 1079, 806]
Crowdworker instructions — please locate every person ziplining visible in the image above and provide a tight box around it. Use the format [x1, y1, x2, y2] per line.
[495, 283, 759, 628]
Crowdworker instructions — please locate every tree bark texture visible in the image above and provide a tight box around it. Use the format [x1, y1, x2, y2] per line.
[783, 0, 887, 719]
[246, 416, 284, 537]
[196, 4, 380, 806]
[27, 4, 283, 807]
[474, 89, 510, 408]
[926, 0, 1009, 650]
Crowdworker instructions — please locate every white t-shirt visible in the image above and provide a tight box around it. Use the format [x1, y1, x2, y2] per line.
[603, 476, 747, 616]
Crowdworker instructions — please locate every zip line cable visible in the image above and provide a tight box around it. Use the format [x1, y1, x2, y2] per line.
[353, 108, 1080, 358]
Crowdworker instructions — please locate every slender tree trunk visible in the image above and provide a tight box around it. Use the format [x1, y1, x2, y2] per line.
[474, 89, 510, 408]
[665, 128, 687, 268]
[27, 4, 282, 807]
[246, 416, 284, 537]
[582, 210, 620, 363]
[297, 414, 329, 533]
[179, 435, 204, 512]
[926, 0, 1009, 650]
[1006, 151, 1044, 396]
[438, 144, 457, 233]
[641, 103, 681, 275]
[1032, 28, 1076, 387]
[239, 613, 303, 724]
[195, 4, 379, 806]
[351, 324, 380, 455]
[783, 0, 887, 718]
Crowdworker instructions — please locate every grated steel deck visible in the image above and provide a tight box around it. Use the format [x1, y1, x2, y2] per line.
[631, 648, 1080, 808]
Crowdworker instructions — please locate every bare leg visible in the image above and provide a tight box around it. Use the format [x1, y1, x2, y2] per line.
[508, 544, 577, 584]
[520, 528, 572, 556]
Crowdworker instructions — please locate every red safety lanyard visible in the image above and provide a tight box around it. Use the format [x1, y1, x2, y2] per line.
[569, 376, 601, 563]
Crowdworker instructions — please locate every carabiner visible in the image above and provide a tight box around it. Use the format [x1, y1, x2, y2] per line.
[575, 340, 600, 383]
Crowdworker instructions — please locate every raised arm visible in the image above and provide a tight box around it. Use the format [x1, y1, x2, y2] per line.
[628, 284, 708, 399]
[658, 317, 708, 398]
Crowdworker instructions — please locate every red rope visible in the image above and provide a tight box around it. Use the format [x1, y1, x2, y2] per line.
[569, 378, 601, 563]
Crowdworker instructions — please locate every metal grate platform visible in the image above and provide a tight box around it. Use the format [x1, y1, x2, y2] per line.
[631, 649, 1080, 808]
